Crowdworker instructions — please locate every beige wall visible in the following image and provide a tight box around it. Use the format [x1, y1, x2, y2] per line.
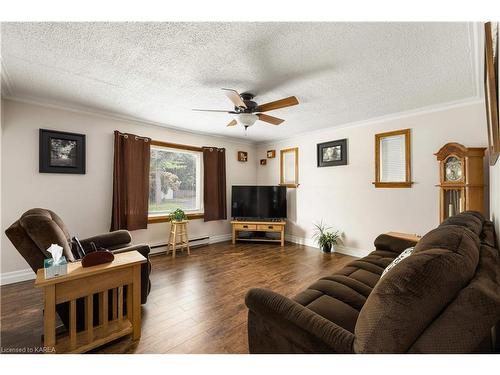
[1, 98, 493, 281]
[1, 99, 257, 279]
[256, 102, 488, 256]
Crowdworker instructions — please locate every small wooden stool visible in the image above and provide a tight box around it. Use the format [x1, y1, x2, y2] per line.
[167, 220, 190, 258]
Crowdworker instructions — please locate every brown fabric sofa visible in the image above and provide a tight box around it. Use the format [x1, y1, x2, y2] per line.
[245, 211, 500, 353]
[5, 208, 152, 330]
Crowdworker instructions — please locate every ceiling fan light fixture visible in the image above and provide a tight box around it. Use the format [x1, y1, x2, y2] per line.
[237, 113, 258, 127]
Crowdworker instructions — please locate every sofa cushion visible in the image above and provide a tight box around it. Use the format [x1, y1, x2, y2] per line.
[408, 241, 500, 353]
[353, 224, 480, 353]
[380, 247, 414, 278]
[293, 249, 399, 333]
[440, 210, 484, 236]
[19, 208, 75, 262]
[373, 234, 419, 254]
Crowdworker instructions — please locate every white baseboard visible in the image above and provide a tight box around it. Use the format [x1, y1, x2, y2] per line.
[1, 268, 35, 285]
[285, 234, 366, 258]
[147, 233, 232, 256]
[208, 233, 232, 244]
[333, 245, 368, 258]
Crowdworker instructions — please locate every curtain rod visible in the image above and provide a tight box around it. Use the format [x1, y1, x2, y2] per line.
[116, 131, 150, 142]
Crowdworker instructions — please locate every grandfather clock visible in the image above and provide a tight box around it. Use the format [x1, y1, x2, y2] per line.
[435, 143, 486, 222]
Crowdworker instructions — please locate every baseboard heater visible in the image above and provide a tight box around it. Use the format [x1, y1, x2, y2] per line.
[149, 236, 210, 256]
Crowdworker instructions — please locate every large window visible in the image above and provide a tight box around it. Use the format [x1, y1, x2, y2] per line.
[149, 143, 203, 217]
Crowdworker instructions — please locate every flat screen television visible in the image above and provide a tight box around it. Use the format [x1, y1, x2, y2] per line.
[231, 185, 287, 219]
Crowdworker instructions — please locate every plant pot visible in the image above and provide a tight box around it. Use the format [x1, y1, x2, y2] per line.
[321, 244, 332, 253]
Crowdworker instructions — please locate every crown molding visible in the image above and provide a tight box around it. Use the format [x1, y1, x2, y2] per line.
[256, 96, 484, 147]
[4, 94, 483, 149]
[469, 21, 483, 98]
[2, 94, 258, 146]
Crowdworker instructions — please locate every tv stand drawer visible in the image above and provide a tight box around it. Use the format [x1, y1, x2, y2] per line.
[257, 224, 281, 231]
[234, 223, 257, 231]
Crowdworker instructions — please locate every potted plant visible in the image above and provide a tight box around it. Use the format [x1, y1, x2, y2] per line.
[169, 208, 187, 222]
[312, 221, 341, 253]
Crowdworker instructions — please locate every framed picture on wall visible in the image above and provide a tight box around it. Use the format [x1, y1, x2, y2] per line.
[39, 129, 86, 174]
[237, 151, 248, 162]
[484, 22, 500, 166]
[317, 139, 348, 167]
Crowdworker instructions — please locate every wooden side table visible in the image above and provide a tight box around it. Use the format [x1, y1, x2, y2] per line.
[34, 251, 146, 353]
[386, 231, 422, 243]
[167, 220, 190, 258]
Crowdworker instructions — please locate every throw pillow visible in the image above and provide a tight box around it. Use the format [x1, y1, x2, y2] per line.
[380, 247, 414, 278]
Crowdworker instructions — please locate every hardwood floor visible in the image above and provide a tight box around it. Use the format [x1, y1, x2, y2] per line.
[0, 241, 355, 354]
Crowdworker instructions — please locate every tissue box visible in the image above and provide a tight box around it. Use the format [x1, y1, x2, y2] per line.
[44, 256, 68, 279]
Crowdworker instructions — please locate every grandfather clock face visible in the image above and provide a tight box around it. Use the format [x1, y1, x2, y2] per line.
[444, 156, 463, 182]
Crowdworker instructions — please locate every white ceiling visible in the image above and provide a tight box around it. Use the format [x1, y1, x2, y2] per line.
[1, 22, 479, 143]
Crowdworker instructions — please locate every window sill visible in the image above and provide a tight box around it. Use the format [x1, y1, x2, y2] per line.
[372, 182, 413, 188]
[148, 213, 205, 224]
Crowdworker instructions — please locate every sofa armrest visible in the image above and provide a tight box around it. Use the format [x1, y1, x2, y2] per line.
[80, 230, 132, 252]
[245, 288, 354, 353]
[374, 234, 418, 254]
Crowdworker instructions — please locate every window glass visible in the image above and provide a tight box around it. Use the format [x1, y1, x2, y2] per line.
[149, 146, 202, 216]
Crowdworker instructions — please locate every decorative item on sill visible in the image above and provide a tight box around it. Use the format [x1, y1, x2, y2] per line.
[267, 150, 276, 158]
[260, 159, 267, 165]
[312, 220, 341, 253]
[44, 244, 68, 279]
[81, 242, 115, 268]
[169, 208, 187, 222]
[238, 151, 248, 162]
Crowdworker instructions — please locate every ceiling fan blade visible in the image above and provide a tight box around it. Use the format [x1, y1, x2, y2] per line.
[222, 88, 247, 109]
[255, 96, 299, 112]
[257, 113, 285, 125]
[192, 109, 237, 113]
[226, 119, 238, 127]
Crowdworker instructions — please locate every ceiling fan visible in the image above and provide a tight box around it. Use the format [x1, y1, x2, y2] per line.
[193, 89, 299, 129]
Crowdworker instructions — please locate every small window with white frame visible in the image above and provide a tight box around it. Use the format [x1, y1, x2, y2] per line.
[149, 143, 203, 217]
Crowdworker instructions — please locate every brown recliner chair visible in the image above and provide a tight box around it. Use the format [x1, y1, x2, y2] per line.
[5, 208, 152, 330]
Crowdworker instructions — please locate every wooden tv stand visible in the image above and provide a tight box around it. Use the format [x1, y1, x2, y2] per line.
[231, 220, 286, 247]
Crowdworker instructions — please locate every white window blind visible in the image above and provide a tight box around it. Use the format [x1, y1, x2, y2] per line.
[380, 134, 406, 182]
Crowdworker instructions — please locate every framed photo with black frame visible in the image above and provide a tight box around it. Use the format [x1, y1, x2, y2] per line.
[39, 129, 86, 174]
[317, 139, 348, 167]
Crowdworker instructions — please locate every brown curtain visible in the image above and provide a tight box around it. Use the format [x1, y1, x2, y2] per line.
[110, 131, 151, 231]
[203, 147, 227, 222]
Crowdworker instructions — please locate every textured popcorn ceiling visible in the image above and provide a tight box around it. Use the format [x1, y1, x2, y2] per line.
[1, 22, 478, 142]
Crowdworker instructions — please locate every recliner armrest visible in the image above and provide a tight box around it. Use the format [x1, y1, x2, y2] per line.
[80, 230, 132, 252]
[374, 234, 418, 254]
[111, 243, 150, 258]
[245, 288, 354, 353]
[110, 244, 151, 305]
